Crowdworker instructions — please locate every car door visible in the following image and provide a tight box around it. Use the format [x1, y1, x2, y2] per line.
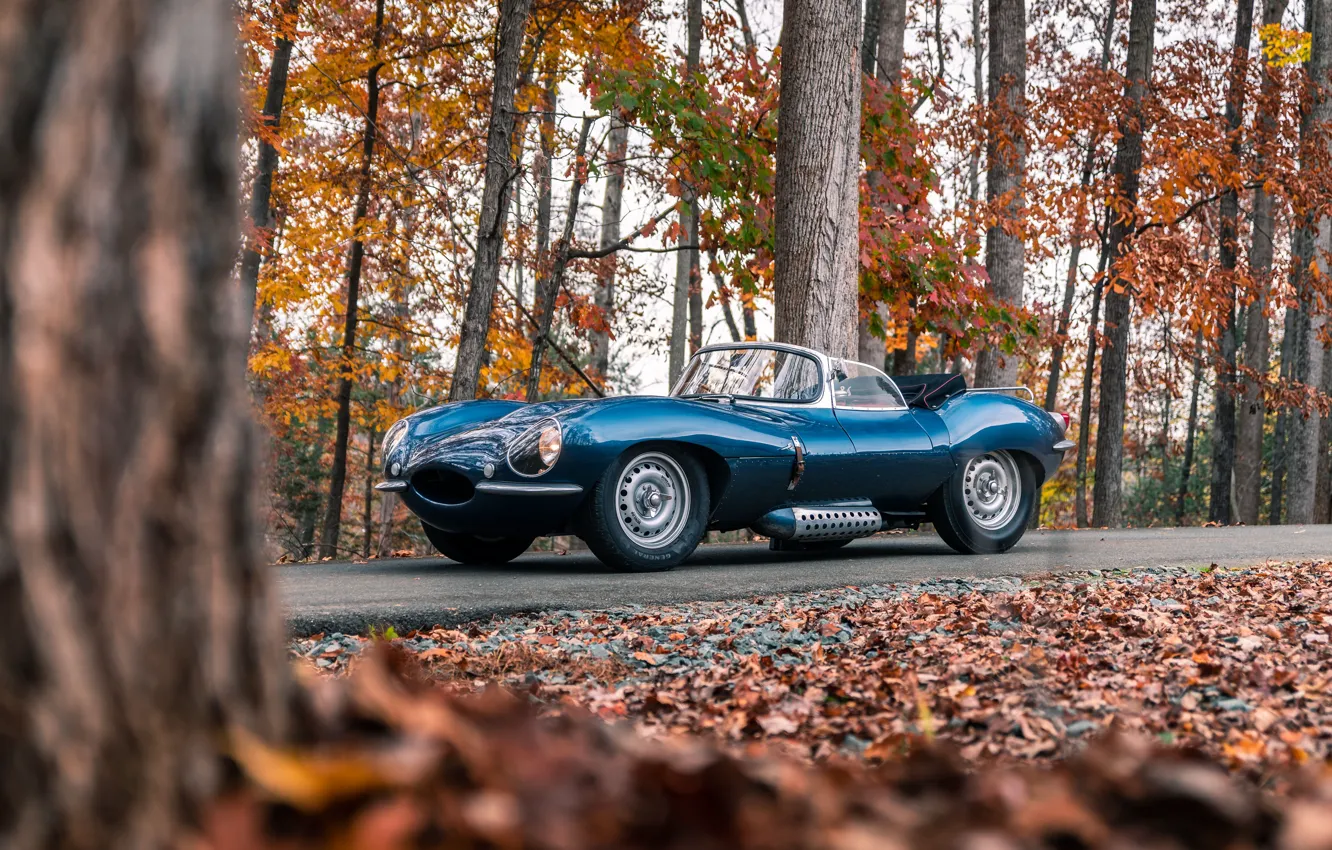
[829, 360, 955, 509]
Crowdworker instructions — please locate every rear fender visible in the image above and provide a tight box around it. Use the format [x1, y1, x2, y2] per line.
[935, 393, 1063, 481]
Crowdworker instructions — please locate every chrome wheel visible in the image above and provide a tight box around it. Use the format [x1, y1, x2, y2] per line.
[615, 451, 691, 549]
[963, 451, 1021, 531]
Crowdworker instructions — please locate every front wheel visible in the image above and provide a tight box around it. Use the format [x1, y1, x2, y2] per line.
[929, 450, 1035, 554]
[421, 522, 534, 565]
[579, 446, 709, 572]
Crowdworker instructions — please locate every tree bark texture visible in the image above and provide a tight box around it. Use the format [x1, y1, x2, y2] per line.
[0, 0, 290, 845]
[591, 116, 628, 383]
[1287, 0, 1332, 524]
[1044, 0, 1116, 412]
[318, 0, 386, 560]
[973, 0, 1027, 388]
[1208, 0, 1256, 525]
[239, 0, 299, 344]
[449, 0, 535, 401]
[1234, 0, 1291, 523]
[774, 0, 863, 360]
[1090, 0, 1156, 528]
[857, 0, 907, 364]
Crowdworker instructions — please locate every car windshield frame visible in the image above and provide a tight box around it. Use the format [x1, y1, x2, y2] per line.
[671, 344, 825, 405]
[829, 358, 908, 411]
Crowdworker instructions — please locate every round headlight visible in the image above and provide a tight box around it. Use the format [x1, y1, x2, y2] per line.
[507, 418, 563, 476]
[538, 426, 562, 465]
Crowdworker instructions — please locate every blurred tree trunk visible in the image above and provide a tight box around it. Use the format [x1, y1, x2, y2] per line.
[1286, 0, 1332, 524]
[449, 0, 535, 401]
[318, 0, 387, 560]
[1091, 0, 1157, 528]
[774, 0, 862, 359]
[591, 115, 629, 385]
[1044, 0, 1115, 412]
[0, 0, 290, 845]
[239, 0, 299, 345]
[669, 0, 703, 385]
[972, 0, 1027, 388]
[1207, 0, 1256, 525]
[1235, 0, 1292, 524]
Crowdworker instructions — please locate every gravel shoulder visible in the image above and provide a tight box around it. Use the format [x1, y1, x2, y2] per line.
[280, 525, 1332, 635]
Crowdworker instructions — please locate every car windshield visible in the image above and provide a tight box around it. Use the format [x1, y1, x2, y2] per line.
[672, 347, 822, 403]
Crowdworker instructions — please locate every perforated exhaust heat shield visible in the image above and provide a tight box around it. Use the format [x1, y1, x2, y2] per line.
[751, 501, 882, 542]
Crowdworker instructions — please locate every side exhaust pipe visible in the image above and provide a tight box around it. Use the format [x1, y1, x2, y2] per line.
[751, 501, 882, 543]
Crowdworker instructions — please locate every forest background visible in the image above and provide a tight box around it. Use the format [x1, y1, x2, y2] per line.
[237, 0, 1332, 561]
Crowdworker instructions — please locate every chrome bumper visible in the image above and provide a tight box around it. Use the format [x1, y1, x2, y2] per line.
[1053, 439, 1075, 453]
[475, 481, 583, 496]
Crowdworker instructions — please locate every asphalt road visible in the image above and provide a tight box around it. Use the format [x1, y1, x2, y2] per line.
[278, 525, 1332, 635]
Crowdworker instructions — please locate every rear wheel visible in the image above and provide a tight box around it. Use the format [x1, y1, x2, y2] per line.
[421, 522, 534, 565]
[929, 450, 1035, 554]
[579, 446, 709, 572]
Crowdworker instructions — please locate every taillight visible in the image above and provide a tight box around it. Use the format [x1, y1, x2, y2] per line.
[1052, 411, 1070, 432]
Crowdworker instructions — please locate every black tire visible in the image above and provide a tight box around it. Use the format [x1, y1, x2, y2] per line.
[928, 450, 1036, 554]
[421, 522, 535, 565]
[579, 445, 709, 572]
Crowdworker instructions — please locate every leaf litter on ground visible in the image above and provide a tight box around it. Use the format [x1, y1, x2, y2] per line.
[232, 560, 1332, 847]
[291, 560, 1332, 786]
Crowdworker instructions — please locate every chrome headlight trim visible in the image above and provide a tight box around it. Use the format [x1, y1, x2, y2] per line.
[382, 419, 410, 467]
[506, 418, 563, 477]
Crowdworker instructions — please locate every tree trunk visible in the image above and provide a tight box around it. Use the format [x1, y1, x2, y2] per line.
[318, 0, 387, 560]
[1235, 0, 1292, 523]
[526, 117, 594, 402]
[857, 0, 907, 364]
[377, 118, 423, 557]
[734, 0, 760, 340]
[1075, 261, 1107, 527]
[712, 250, 744, 342]
[1177, 328, 1206, 524]
[973, 0, 1027, 388]
[0, 0, 289, 844]
[239, 0, 300, 345]
[591, 115, 628, 383]
[1090, 0, 1157, 528]
[449, 0, 535, 401]
[1044, 0, 1116, 412]
[774, 0, 862, 359]
[968, 0, 984, 214]
[362, 427, 376, 558]
[1207, 0, 1256, 525]
[669, 0, 703, 385]
[1286, 0, 1332, 524]
[530, 71, 555, 347]
[1271, 283, 1304, 523]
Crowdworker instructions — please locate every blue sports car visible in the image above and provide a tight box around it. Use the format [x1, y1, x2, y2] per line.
[376, 343, 1074, 571]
